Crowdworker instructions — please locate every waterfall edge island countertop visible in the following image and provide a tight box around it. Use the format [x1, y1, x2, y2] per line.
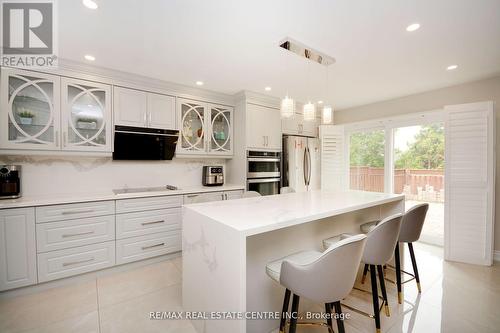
[182, 190, 405, 333]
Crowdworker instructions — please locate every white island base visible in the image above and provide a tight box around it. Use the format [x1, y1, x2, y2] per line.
[182, 190, 405, 333]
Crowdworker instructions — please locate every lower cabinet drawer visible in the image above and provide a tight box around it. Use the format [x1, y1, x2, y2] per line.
[116, 231, 181, 265]
[36, 215, 115, 253]
[116, 208, 181, 239]
[37, 241, 115, 282]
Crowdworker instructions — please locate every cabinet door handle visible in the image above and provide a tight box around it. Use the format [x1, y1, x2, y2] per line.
[55, 130, 59, 147]
[141, 220, 164, 226]
[64, 131, 68, 146]
[263, 136, 266, 147]
[62, 257, 94, 267]
[61, 209, 95, 215]
[186, 194, 198, 198]
[142, 242, 165, 250]
[148, 112, 152, 126]
[62, 231, 95, 238]
[143, 112, 147, 126]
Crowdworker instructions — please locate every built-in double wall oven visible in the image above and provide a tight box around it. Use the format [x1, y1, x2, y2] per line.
[246, 150, 281, 196]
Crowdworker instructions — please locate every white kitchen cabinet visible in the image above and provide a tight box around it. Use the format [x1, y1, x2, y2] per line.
[147, 93, 176, 129]
[114, 86, 176, 130]
[61, 77, 112, 152]
[0, 208, 37, 291]
[177, 98, 233, 156]
[113, 86, 148, 127]
[183, 191, 224, 204]
[37, 241, 115, 282]
[0, 68, 113, 153]
[36, 215, 115, 253]
[282, 112, 319, 137]
[116, 230, 181, 265]
[0, 68, 61, 150]
[246, 103, 281, 150]
[116, 208, 181, 239]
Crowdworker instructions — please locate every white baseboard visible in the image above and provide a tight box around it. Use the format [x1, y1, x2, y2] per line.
[494, 251, 500, 262]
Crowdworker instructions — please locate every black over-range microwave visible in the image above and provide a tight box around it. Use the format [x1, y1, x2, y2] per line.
[113, 126, 179, 160]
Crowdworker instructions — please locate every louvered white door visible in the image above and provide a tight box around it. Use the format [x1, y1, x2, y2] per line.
[320, 125, 346, 191]
[444, 101, 495, 265]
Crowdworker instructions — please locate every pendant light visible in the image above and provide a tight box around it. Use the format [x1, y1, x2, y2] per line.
[281, 95, 295, 118]
[303, 102, 316, 121]
[322, 65, 334, 124]
[303, 59, 316, 121]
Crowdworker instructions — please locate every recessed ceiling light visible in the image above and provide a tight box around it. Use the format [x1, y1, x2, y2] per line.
[406, 23, 420, 32]
[195, 81, 204, 86]
[82, 0, 98, 10]
[84, 54, 95, 61]
[446, 64, 458, 71]
[265, 86, 271, 91]
[317, 101, 323, 104]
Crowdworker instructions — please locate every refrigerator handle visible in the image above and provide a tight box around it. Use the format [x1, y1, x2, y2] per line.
[303, 146, 308, 187]
[305, 146, 311, 186]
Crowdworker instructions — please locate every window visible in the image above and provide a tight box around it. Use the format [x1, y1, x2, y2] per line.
[349, 129, 385, 193]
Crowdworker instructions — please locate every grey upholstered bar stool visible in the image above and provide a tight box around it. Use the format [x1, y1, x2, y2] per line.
[323, 214, 403, 333]
[242, 190, 262, 198]
[360, 203, 429, 304]
[266, 234, 367, 333]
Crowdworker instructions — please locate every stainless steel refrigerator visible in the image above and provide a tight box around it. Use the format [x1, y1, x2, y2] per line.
[282, 135, 321, 192]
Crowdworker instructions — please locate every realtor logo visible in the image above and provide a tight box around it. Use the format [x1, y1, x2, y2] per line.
[1, 0, 57, 67]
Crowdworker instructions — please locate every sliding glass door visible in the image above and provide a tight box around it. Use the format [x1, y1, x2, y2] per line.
[347, 117, 445, 247]
[349, 129, 385, 192]
[393, 124, 445, 246]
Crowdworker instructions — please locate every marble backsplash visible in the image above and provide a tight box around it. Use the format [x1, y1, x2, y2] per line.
[0, 155, 226, 197]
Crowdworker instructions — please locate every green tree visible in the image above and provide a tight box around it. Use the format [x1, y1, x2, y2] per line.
[350, 130, 385, 167]
[395, 124, 444, 169]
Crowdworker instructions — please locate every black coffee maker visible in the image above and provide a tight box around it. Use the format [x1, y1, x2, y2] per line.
[0, 165, 21, 199]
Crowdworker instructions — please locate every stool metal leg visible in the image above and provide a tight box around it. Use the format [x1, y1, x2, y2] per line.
[361, 264, 369, 284]
[325, 303, 334, 333]
[280, 289, 291, 333]
[334, 301, 345, 333]
[289, 294, 300, 333]
[408, 243, 421, 293]
[377, 265, 390, 317]
[394, 243, 403, 304]
[370, 265, 381, 333]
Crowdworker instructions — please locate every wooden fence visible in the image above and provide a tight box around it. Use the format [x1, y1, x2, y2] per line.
[350, 167, 444, 202]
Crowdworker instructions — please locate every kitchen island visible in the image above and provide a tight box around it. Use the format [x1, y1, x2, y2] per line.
[182, 190, 404, 333]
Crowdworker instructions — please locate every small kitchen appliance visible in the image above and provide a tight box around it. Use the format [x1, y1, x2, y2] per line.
[0, 165, 21, 199]
[203, 166, 224, 186]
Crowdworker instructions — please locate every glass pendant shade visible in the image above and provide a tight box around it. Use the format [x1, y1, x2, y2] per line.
[281, 96, 295, 118]
[303, 102, 315, 121]
[322, 105, 333, 124]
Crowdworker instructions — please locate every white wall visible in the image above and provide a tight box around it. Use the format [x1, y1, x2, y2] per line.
[0, 155, 226, 197]
[335, 75, 500, 251]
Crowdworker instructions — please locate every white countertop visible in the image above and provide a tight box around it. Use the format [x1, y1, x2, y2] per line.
[0, 184, 245, 209]
[184, 190, 404, 236]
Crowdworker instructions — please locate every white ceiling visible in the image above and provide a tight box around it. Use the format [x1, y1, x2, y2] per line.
[59, 0, 500, 109]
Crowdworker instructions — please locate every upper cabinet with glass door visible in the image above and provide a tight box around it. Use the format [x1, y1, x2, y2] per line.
[177, 98, 233, 157]
[0, 68, 61, 150]
[61, 78, 112, 152]
[208, 104, 233, 156]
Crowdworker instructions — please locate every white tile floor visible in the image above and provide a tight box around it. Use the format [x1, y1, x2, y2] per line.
[1, 243, 499, 333]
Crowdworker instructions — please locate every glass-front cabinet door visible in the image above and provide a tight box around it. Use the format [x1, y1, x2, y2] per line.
[208, 104, 233, 155]
[178, 99, 207, 154]
[61, 78, 112, 152]
[0, 68, 60, 150]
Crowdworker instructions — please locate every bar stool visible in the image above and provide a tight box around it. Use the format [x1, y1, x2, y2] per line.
[360, 204, 429, 303]
[280, 187, 295, 194]
[242, 191, 262, 198]
[322, 214, 403, 333]
[266, 234, 367, 333]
